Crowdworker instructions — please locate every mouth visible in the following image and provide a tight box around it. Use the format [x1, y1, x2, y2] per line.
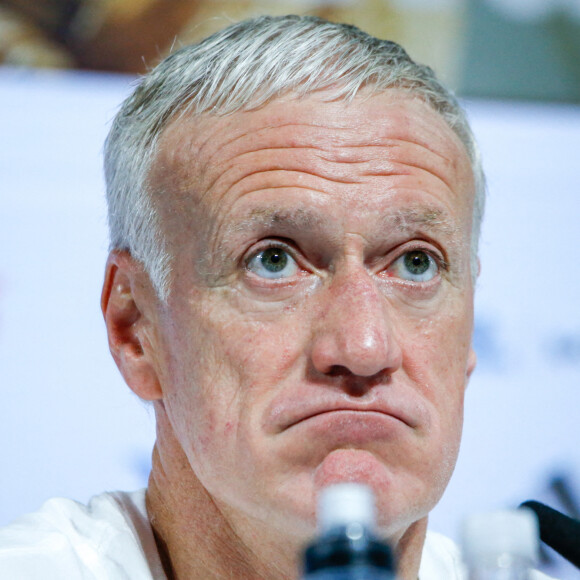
[284, 404, 416, 432]
[284, 408, 412, 446]
[264, 389, 426, 437]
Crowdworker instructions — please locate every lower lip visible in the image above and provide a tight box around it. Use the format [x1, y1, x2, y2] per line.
[289, 410, 408, 445]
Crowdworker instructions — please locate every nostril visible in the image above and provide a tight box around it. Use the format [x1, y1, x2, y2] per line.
[321, 365, 393, 396]
[327, 365, 347, 377]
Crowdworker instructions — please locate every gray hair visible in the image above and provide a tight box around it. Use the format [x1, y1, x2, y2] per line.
[104, 14, 485, 300]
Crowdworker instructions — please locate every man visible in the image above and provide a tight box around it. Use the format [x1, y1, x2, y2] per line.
[0, 14, 538, 580]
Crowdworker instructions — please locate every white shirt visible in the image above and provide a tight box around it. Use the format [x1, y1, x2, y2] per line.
[0, 490, 165, 579]
[0, 490, 556, 579]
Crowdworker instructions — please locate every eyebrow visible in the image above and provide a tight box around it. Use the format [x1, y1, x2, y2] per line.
[229, 207, 326, 234]
[205, 207, 326, 268]
[214, 204, 457, 257]
[385, 206, 458, 237]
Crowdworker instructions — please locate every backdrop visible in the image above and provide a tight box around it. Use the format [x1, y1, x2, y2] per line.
[1, 68, 578, 577]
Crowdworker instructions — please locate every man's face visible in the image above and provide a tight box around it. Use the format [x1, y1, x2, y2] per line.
[146, 90, 476, 541]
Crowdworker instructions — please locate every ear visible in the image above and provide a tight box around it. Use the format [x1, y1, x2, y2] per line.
[101, 250, 163, 401]
[466, 347, 477, 381]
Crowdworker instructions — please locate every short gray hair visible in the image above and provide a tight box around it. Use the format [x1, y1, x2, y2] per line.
[104, 14, 485, 300]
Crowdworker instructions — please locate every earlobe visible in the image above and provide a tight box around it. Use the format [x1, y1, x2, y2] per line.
[101, 250, 163, 401]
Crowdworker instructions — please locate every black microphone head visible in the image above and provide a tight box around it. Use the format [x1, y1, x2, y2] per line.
[519, 500, 580, 569]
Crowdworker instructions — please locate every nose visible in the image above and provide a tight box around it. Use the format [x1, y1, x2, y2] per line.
[310, 268, 402, 379]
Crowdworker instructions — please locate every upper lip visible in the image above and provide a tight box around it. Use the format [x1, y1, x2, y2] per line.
[273, 397, 419, 433]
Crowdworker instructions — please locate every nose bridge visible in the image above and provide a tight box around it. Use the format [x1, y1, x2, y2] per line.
[311, 265, 402, 377]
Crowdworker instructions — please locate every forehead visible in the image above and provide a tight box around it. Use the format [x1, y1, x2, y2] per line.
[149, 89, 474, 238]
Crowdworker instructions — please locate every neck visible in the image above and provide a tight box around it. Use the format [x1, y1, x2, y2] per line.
[146, 403, 427, 580]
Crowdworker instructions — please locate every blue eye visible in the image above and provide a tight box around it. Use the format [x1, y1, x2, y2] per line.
[392, 250, 438, 282]
[247, 247, 299, 279]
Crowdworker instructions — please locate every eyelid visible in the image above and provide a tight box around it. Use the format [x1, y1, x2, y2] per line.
[244, 238, 301, 269]
[380, 243, 448, 287]
[242, 239, 448, 279]
[243, 239, 318, 286]
[389, 242, 448, 271]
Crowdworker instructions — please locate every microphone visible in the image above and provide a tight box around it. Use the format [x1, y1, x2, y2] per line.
[519, 500, 580, 569]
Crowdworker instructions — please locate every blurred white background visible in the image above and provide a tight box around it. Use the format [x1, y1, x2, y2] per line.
[1, 68, 579, 576]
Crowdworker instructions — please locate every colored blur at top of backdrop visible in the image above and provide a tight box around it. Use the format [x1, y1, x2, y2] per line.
[0, 0, 579, 102]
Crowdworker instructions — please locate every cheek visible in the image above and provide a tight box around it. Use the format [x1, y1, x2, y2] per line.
[401, 309, 469, 505]
[408, 296, 474, 383]
[163, 299, 307, 457]
[155, 308, 241, 460]
[399, 300, 472, 445]
[222, 323, 299, 378]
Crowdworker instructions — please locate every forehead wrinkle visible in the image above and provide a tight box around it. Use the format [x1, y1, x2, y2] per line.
[196, 117, 349, 177]
[199, 151, 332, 204]
[203, 134, 465, 203]
[200, 148, 377, 205]
[165, 90, 468, 181]
[213, 164, 371, 201]
[314, 138, 465, 192]
[166, 106, 470, 208]
[191, 114, 404, 195]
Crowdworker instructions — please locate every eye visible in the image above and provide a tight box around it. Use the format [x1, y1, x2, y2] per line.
[391, 250, 438, 282]
[247, 246, 300, 279]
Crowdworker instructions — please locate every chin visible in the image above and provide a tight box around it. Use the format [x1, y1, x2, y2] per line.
[309, 449, 438, 540]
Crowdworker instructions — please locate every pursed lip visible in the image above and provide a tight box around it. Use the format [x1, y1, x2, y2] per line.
[271, 397, 421, 434]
